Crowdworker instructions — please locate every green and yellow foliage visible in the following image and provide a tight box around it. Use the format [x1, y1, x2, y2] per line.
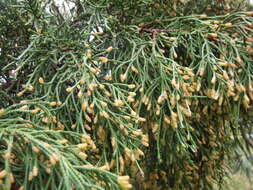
[0, 0, 253, 189]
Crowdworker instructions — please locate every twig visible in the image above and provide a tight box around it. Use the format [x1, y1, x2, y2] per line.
[140, 28, 191, 34]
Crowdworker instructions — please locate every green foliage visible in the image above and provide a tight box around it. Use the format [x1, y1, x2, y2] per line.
[0, 0, 253, 189]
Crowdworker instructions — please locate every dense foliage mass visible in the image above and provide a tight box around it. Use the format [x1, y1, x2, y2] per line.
[0, 0, 253, 189]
